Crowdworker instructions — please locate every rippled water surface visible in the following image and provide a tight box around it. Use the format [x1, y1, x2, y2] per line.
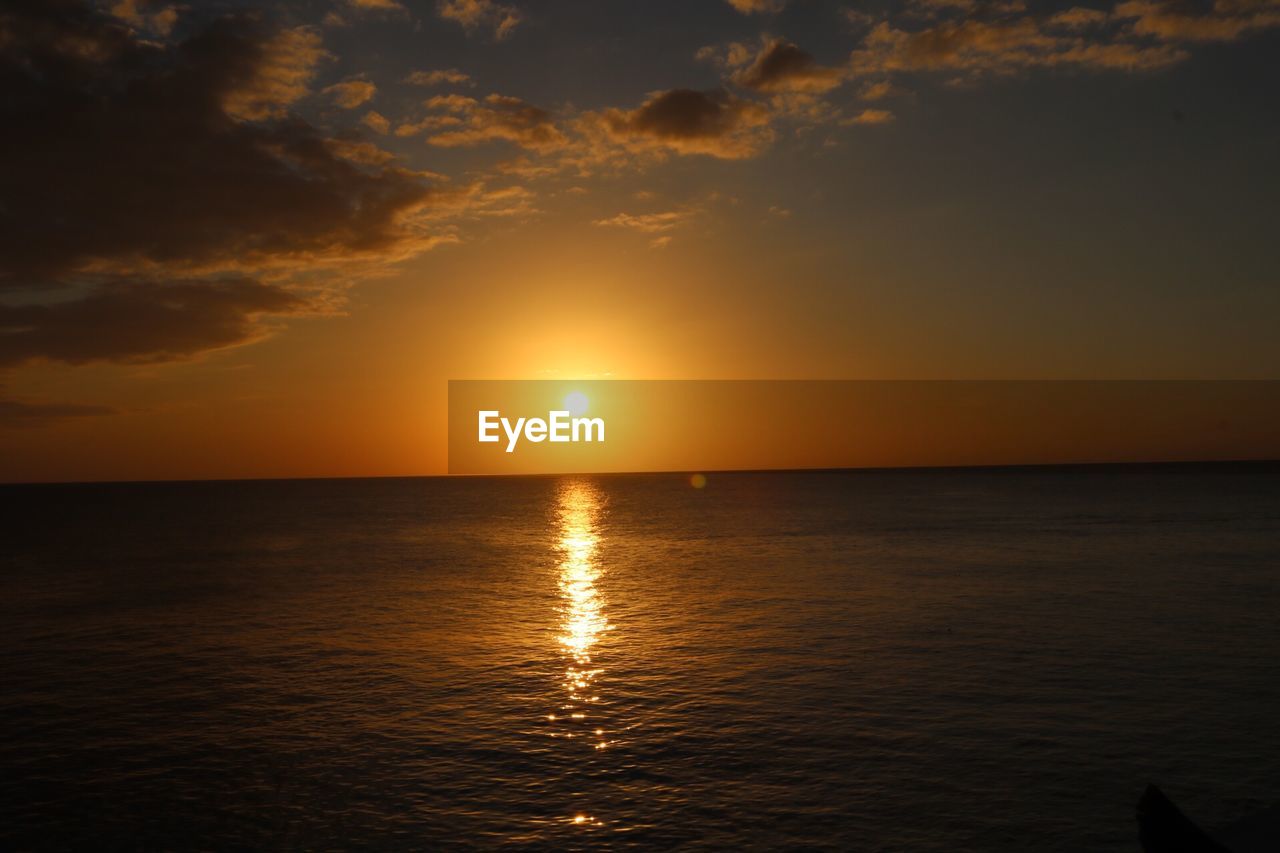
[3, 466, 1279, 850]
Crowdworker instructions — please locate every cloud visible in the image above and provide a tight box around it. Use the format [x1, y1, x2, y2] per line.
[395, 180, 538, 225]
[362, 110, 391, 134]
[592, 210, 693, 233]
[594, 209, 699, 249]
[221, 25, 330, 121]
[412, 94, 568, 152]
[725, 0, 787, 13]
[857, 80, 901, 100]
[843, 108, 896, 125]
[731, 38, 846, 93]
[437, 0, 523, 40]
[697, 38, 852, 130]
[0, 1, 452, 365]
[1114, 0, 1280, 42]
[405, 68, 472, 86]
[1048, 7, 1111, 29]
[908, 0, 1028, 17]
[324, 77, 377, 108]
[0, 396, 117, 429]
[844, 8, 881, 29]
[335, 0, 410, 21]
[844, 0, 1278, 81]
[696, 41, 755, 69]
[395, 114, 466, 137]
[490, 155, 560, 179]
[324, 137, 400, 166]
[850, 17, 1187, 76]
[586, 88, 774, 160]
[109, 0, 179, 37]
[0, 280, 308, 368]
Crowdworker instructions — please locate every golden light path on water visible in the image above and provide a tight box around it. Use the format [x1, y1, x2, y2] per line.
[551, 480, 610, 828]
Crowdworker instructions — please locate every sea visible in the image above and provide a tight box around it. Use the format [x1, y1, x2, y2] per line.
[2, 464, 1278, 850]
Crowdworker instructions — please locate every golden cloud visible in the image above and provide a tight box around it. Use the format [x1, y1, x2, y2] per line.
[362, 110, 391, 134]
[725, 0, 787, 14]
[221, 25, 329, 121]
[438, 0, 522, 40]
[1114, 0, 1280, 41]
[414, 94, 568, 152]
[324, 77, 377, 109]
[843, 108, 896, 125]
[850, 17, 1186, 75]
[405, 68, 472, 86]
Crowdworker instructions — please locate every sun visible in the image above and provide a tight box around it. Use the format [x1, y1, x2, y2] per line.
[563, 391, 589, 417]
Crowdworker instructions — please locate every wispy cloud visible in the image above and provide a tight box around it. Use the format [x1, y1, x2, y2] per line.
[437, 0, 523, 40]
[843, 108, 895, 125]
[109, 0, 179, 36]
[405, 68, 472, 86]
[221, 25, 330, 121]
[362, 110, 391, 134]
[1114, 0, 1280, 42]
[402, 94, 568, 152]
[849, 17, 1187, 77]
[0, 396, 117, 429]
[324, 77, 376, 109]
[724, 0, 787, 14]
[592, 204, 708, 249]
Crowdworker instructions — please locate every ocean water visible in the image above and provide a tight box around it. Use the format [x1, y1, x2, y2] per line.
[2, 466, 1279, 850]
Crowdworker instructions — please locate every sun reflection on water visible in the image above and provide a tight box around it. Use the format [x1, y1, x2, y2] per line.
[555, 481, 608, 733]
[551, 480, 615, 825]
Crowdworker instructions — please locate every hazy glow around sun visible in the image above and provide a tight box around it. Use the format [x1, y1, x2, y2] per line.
[564, 391, 589, 417]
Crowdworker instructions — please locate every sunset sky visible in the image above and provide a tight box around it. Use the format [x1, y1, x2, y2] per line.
[2, 0, 1278, 482]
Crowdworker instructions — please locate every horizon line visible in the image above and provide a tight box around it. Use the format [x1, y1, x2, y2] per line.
[3, 457, 1278, 488]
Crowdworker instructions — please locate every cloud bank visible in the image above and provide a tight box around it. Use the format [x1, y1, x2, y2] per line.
[0, 0, 449, 369]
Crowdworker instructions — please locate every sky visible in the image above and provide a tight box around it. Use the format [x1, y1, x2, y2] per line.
[1, 0, 1278, 481]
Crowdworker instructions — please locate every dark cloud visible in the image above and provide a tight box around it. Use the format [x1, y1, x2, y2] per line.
[592, 88, 773, 159]
[732, 38, 846, 93]
[0, 0, 446, 364]
[0, 396, 117, 429]
[0, 279, 306, 367]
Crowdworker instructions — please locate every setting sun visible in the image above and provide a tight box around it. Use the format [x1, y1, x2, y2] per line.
[564, 391, 590, 417]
